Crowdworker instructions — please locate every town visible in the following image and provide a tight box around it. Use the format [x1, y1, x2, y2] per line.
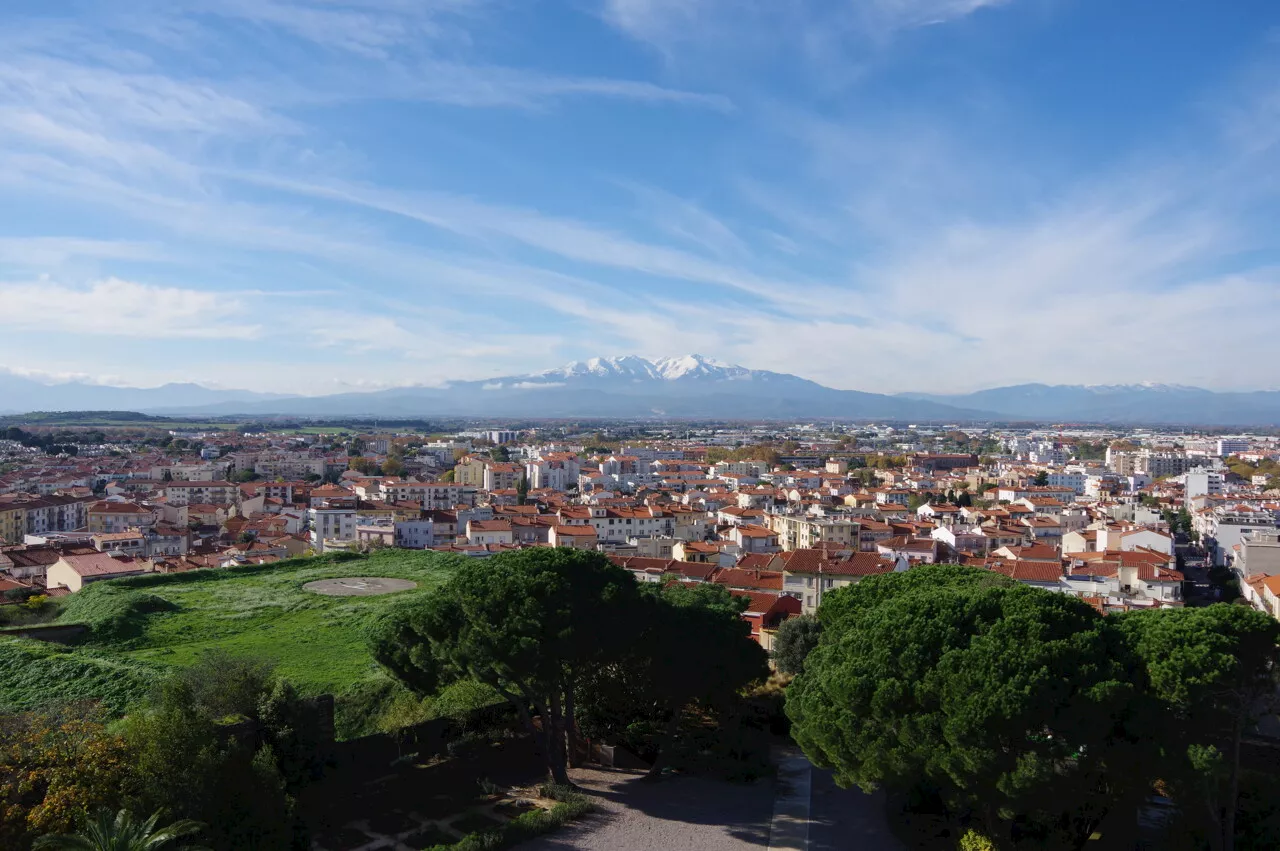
[4, 414, 1280, 850]
[3, 420, 1276, 618]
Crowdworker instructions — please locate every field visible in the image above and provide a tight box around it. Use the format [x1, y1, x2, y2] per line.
[0, 550, 466, 733]
[62, 549, 464, 695]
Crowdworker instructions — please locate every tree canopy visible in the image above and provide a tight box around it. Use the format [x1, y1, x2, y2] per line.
[788, 565, 1280, 850]
[575, 582, 768, 777]
[371, 548, 645, 784]
[789, 566, 1139, 847]
[1116, 606, 1280, 851]
[371, 549, 769, 784]
[772, 614, 822, 675]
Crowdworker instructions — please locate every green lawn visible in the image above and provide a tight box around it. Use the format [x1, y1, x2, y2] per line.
[60, 549, 463, 698]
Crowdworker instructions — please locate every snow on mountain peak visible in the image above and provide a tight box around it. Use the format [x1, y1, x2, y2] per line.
[535, 355, 749, 382]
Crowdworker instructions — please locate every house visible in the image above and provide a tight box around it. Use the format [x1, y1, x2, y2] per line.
[608, 555, 717, 584]
[876, 536, 939, 565]
[986, 558, 1063, 591]
[916, 502, 962, 524]
[993, 543, 1060, 564]
[1062, 529, 1099, 554]
[308, 503, 356, 552]
[1064, 550, 1184, 607]
[87, 501, 156, 534]
[163, 481, 238, 507]
[466, 519, 514, 546]
[91, 530, 147, 558]
[549, 525, 598, 550]
[726, 524, 780, 554]
[672, 540, 723, 564]
[712, 567, 784, 593]
[779, 549, 898, 615]
[46, 552, 149, 592]
[1114, 527, 1174, 557]
[730, 590, 802, 651]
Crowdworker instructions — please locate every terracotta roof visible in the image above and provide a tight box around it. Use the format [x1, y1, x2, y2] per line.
[552, 525, 597, 537]
[730, 590, 802, 617]
[57, 552, 146, 578]
[780, 549, 895, 577]
[712, 568, 784, 592]
[987, 560, 1062, 582]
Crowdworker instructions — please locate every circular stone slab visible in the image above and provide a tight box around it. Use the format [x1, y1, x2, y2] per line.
[303, 577, 418, 596]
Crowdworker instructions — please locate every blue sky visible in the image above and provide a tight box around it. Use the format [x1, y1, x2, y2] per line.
[1, 0, 1279, 395]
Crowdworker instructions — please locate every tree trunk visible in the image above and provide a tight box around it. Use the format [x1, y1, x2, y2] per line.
[547, 691, 573, 787]
[1223, 714, 1244, 851]
[564, 682, 582, 768]
[644, 703, 684, 781]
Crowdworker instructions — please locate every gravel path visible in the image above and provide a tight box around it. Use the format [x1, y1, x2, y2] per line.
[518, 757, 907, 851]
[518, 766, 776, 850]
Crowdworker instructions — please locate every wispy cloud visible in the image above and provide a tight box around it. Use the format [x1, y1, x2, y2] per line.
[0, 277, 260, 339]
[600, 0, 1015, 55]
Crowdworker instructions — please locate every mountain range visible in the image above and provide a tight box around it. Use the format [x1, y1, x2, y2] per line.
[2, 356, 1280, 425]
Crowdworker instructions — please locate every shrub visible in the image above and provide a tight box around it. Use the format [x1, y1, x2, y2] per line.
[957, 829, 995, 851]
[425, 793, 593, 851]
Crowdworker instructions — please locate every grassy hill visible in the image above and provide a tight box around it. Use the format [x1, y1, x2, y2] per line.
[60, 549, 463, 693]
[0, 549, 467, 735]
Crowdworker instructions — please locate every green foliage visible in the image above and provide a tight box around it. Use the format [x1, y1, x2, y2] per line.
[1116, 605, 1280, 851]
[1236, 770, 1280, 851]
[574, 582, 769, 777]
[795, 566, 1280, 850]
[119, 660, 316, 851]
[817, 564, 1013, 630]
[167, 651, 274, 721]
[371, 548, 647, 784]
[32, 808, 206, 851]
[789, 569, 1135, 847]
[772, 614, 822, 675]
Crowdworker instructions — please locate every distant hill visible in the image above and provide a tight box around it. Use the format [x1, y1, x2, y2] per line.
[899, 383, 1280, 426]
[0, 372, 295, 414]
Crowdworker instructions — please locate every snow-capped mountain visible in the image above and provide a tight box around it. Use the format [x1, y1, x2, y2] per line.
[9, 359, 1280, 424]
[531, 355, 752, 383]
[133, 355, 989, 420]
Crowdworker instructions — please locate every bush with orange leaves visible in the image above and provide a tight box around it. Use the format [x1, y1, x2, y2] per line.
[0, 703, 136, 850]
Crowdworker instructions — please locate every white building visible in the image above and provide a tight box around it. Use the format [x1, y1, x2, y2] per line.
[394, 519, 435, 549]
[1217, 438, 1251, 457]
[309, 506, 356, 552]
[1185, 469, 1225, 499]
[1047, 471, 1088, 495]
